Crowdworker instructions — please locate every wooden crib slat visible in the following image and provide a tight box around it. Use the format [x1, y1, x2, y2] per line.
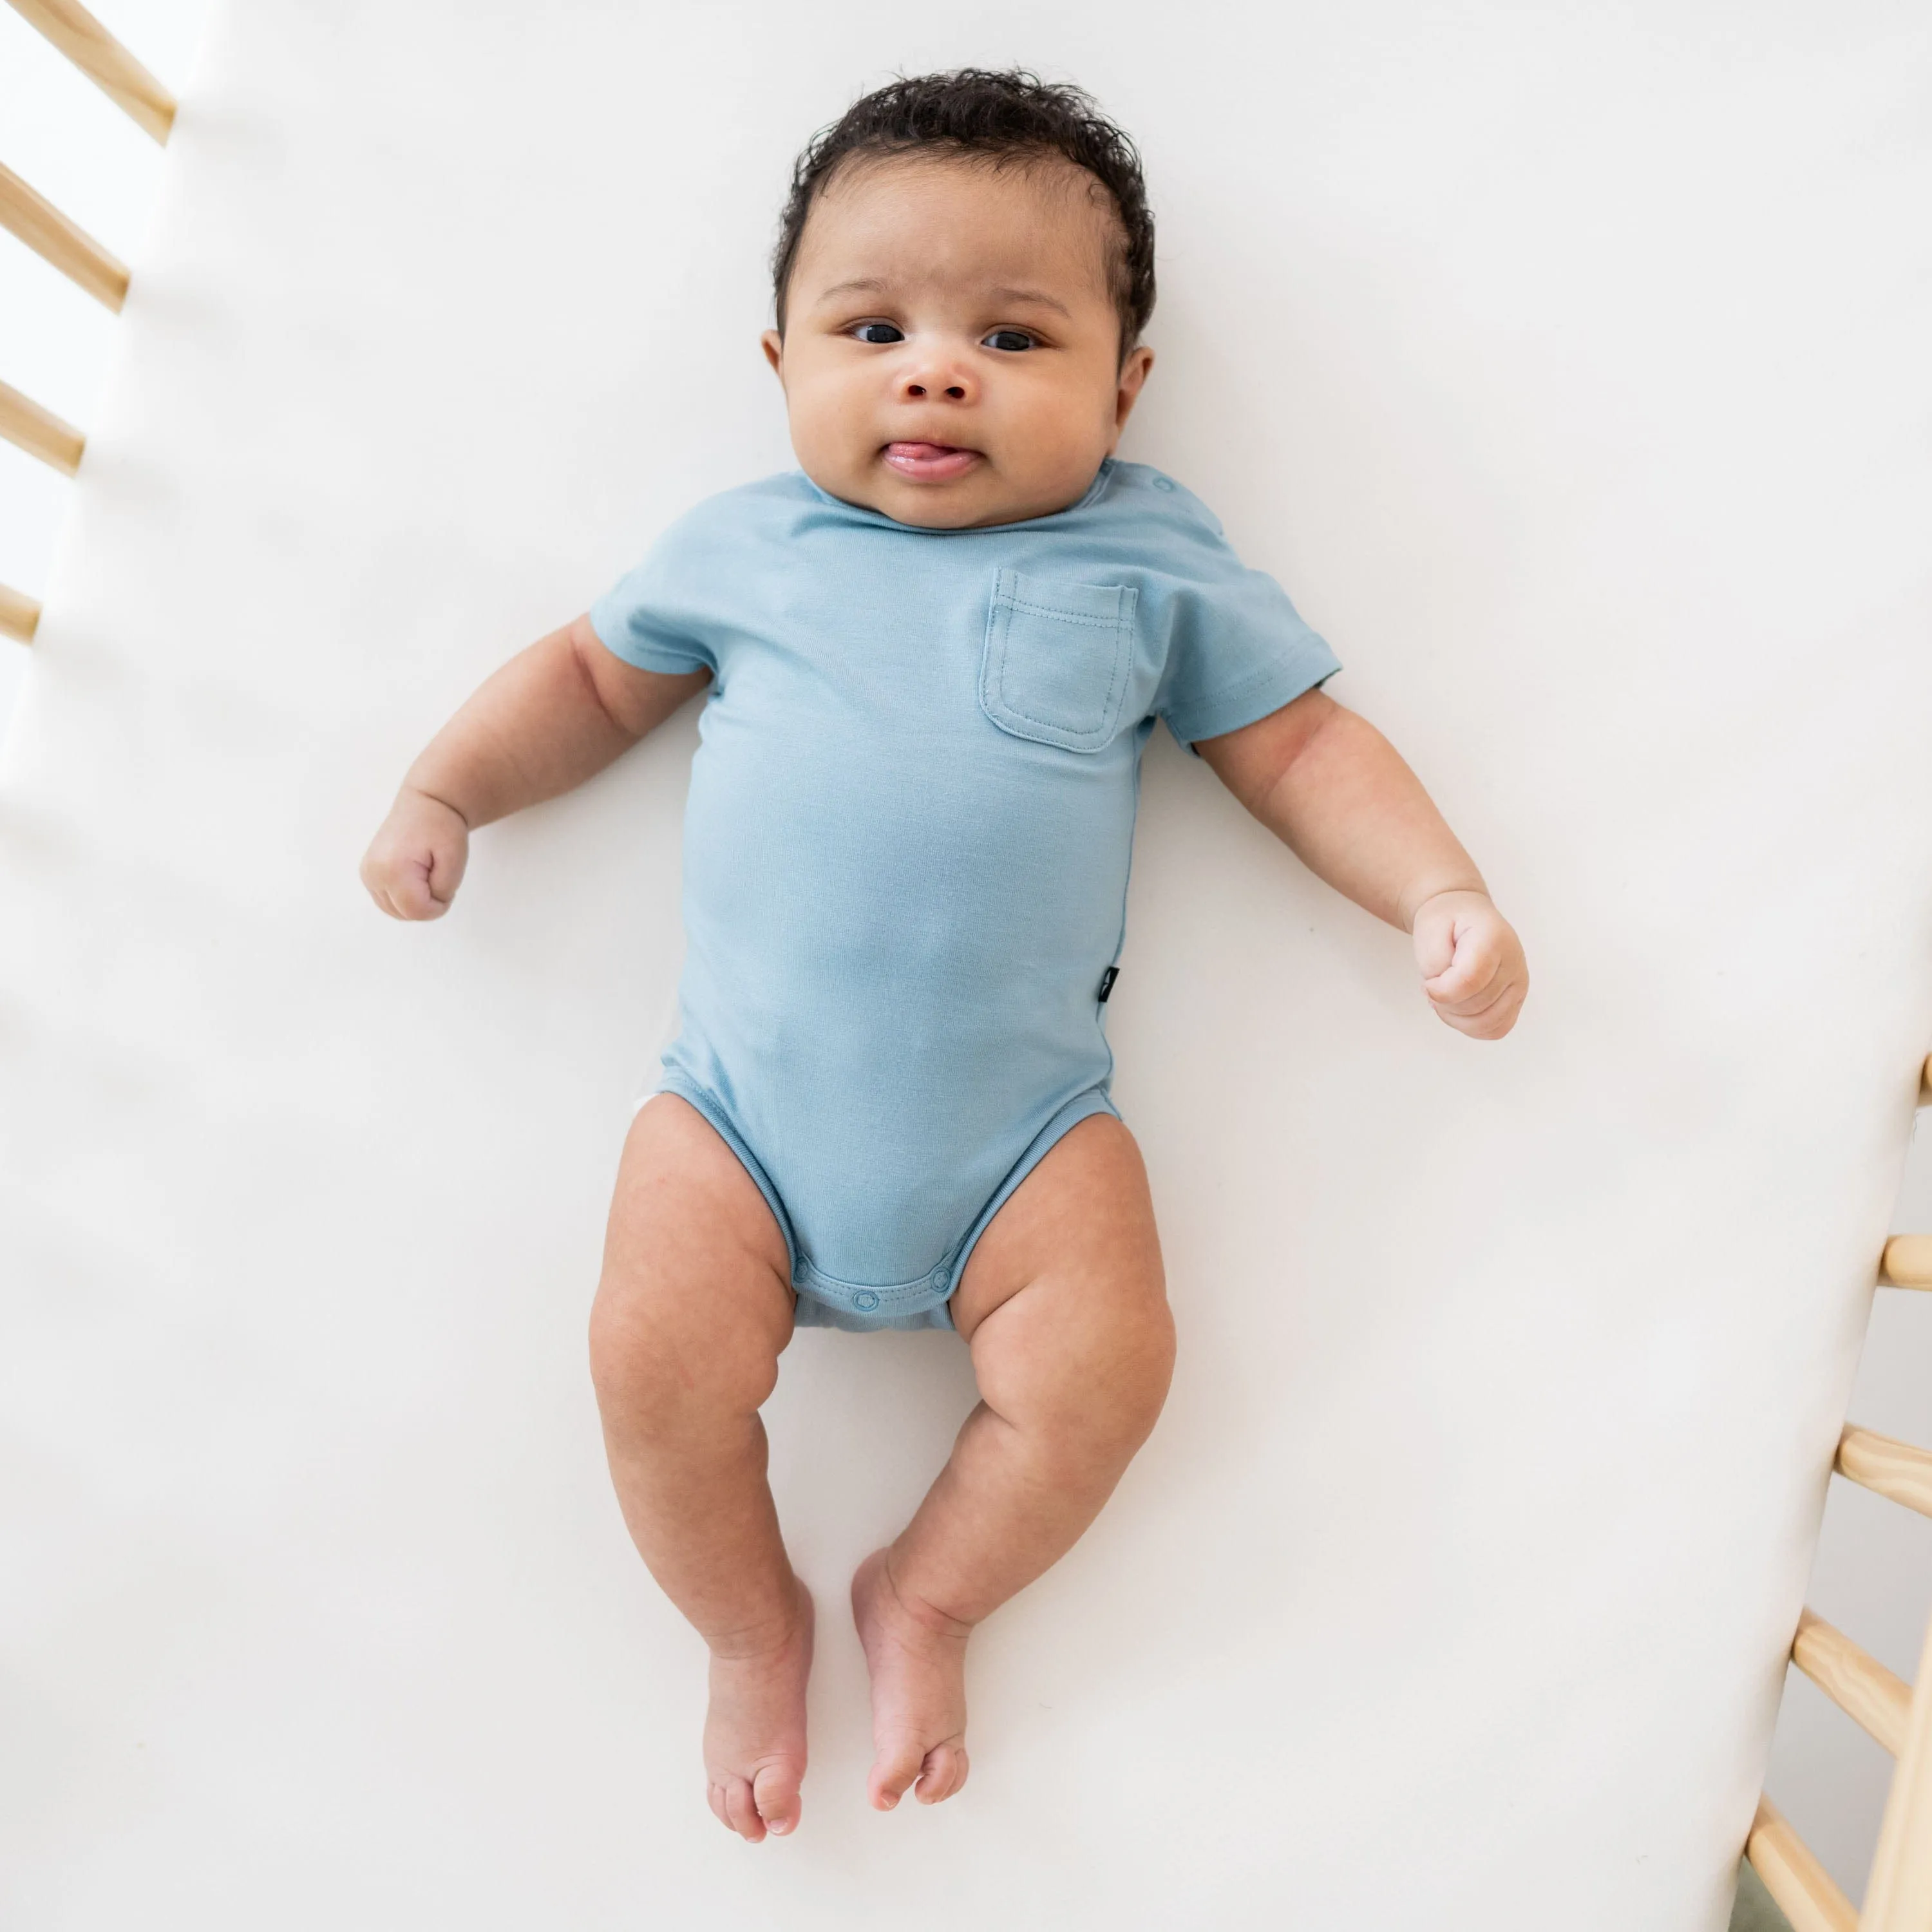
[0, 378, 84, 475]
[1745, 1797, 1857, 1932]
[1838, 1426, 1932, 1518]
[1880, 1235, 1932, 1288]
[1791, 1609, 1910, 1756]
[0, 582, 41, 644]
[0, 161, 128, 309]
[4, 0, 175, 144]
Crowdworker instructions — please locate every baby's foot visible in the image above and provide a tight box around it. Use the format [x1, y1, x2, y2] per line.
[703, 1577, 813, 1841]
[851, 1548, 971, 1810]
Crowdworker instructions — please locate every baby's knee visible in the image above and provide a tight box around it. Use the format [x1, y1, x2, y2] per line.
[588, 1272, 782, 1432]
[1002, 1291, 1175, 1470]
[1103, 1297, 1177, 1444]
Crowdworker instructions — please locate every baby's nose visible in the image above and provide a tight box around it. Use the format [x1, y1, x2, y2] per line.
[901, 361, 975, 404]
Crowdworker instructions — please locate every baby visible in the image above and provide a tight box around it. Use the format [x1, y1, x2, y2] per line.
[360, 70, 1527, 1842]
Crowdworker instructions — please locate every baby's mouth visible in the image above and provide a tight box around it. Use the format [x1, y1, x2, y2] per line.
[881, 441, 983, 482]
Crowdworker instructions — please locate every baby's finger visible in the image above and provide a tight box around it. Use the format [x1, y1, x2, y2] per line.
[1423, 933, 1502, 1006]
[1427, 956, 1502, 1012]
[425, 838, 466, 908]
[1437, 970, 1526, 1039]
[388, 859, 450, 921]
[359, 859, 406, 919]
[1412, 909, 1457, 981]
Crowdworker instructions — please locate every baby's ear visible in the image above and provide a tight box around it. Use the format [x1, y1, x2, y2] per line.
[761, 330, 784, 377]
[1113, 345, 1154, 431]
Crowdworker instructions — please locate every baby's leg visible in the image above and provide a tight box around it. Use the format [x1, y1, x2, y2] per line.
[853, 1115, 1174, 1810]
[588, 1094, 807, 1842]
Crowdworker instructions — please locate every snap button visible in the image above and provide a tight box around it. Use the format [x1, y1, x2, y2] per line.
[1151, 475, 1175, 491]
[929, 1267, 949, 1290]
[853, 1289, 882, 1313]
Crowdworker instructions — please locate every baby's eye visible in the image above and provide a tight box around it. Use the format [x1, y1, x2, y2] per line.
[982, 328, 1037, 353]
[852, 321, 905, 345]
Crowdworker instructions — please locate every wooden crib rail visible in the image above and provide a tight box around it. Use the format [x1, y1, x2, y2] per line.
[1792, 1610, 1911, 1757]
[0, 2, 175, 649]
[1748, 1797, 1859, 1932]
[1880, 1236, 1932, 1288]
[0, 161, 128, 309]
[0, 583, 41, 645]
[1864, 1607, 1932, 1931]
[5, 0, 175, 144]
[1745, 1051, 1932, 1930]
[0, 378, 83, 475]
[1837, 1427, 1932, 1519]
[0, 379, 78, 635]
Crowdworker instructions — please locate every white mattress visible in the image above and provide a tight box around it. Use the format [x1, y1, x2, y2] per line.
[5, 5, 1931, 1926]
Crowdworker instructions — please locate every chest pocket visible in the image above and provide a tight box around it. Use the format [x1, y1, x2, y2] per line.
[979, 567, 1139, 753]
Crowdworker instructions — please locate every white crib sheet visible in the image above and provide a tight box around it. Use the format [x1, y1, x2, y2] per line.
[4, 5, 1931, 1927]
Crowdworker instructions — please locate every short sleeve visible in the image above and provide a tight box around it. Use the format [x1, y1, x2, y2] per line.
[587, 513, 720, 676]
[1151, 562, 1341, 751]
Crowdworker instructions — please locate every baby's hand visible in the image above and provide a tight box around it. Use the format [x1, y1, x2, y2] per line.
[1410, 889, 1528, 1039]
[359, 787, 469, 920]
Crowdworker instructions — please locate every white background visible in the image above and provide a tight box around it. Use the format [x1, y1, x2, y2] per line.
[3, 3, 1931, 1925]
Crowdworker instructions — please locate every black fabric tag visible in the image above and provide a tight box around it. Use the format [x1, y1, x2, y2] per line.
[1097, 966, 1119, 1003]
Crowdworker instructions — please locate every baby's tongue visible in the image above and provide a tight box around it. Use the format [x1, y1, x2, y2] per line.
[884, 442, 981, 480]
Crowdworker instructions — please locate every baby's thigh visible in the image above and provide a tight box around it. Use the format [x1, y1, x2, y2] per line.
[951, 1117, 1172, 1426]
[590, 1095, 794, 1411]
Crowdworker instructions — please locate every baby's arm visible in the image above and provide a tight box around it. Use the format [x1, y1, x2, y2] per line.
[359, 614, 710, 920]
[1196, 689, 1528, 1039]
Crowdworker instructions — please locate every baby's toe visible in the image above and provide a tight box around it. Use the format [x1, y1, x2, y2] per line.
[752, 1758, 802, 1836]
[916, 1741, 969, 1804]
[869, 1736, 930, 1811]
[722, 1775, 766, 1841]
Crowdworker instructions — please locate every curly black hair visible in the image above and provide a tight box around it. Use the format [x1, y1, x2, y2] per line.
[772, 69, 1156, 356]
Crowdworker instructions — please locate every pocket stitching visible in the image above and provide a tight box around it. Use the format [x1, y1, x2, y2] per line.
[983, 577, 1137, 747]
[999, 599, 1123, 627]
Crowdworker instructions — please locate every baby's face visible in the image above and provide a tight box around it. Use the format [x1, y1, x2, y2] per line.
[764, 156, 1153, 529]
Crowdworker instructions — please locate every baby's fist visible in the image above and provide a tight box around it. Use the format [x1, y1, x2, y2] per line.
[359, 787, 469, 921]
[1410, 889, 1527, 1040]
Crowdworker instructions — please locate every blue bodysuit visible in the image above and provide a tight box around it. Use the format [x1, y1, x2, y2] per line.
[590, 459, 1339, 1332]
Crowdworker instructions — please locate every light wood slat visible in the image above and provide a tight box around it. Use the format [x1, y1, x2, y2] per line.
[1745, 1797, 1857, 1932]
[1838, 1425, 1932, 1519]
[0, 581, 40, 643]
[0, 160, 127, 308]
[0, 377, 83, 474]
[1880, 1235, 1932, 1288]
[1862, 1609, 1932, 1929]
[5, 0, 175, 144]
[1791, 1609, 1909, 1756]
